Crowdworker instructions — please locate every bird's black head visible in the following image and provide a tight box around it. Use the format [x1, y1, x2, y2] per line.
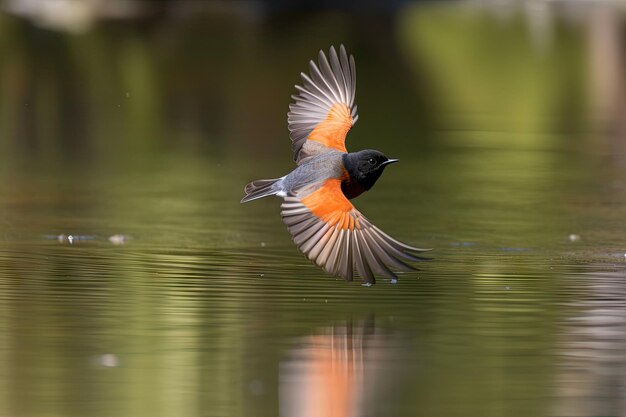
[342, 149, 398, 191]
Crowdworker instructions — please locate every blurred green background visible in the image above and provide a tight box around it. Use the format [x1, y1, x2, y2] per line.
[1, 1, 626, 417]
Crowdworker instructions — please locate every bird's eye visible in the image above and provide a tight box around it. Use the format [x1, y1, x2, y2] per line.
[368, 158, 376, 165]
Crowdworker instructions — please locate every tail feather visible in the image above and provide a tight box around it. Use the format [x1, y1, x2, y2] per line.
[241, 178, 281, 203]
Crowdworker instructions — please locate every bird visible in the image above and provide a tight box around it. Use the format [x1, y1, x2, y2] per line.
[241, 45, 430, 285]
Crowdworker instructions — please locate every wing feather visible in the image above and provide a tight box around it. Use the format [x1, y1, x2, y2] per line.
[288, 45, 358, 164]
[349, 54, 356, 104]
[352, 231, 374, 282]
[328, 46, 348, 105]
[317, 49, 344, 104]
[311, 57, 340, 104]
[280, 180, 430, 284]
[300, 72, 335, 106]
[361, 228, 415, 272]
[357, 230, 397, 279]
[309, 226, 336, 264]
[339, 45, 354, 106]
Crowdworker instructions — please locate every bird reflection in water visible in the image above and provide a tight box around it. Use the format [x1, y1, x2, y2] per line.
[279, 319, 409, 417]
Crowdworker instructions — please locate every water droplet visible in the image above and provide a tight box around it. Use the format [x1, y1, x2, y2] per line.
[108, 234, 127, 245]
[99, 353, 119, 368]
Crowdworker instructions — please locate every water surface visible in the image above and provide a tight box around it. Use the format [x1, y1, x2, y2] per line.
[1, 3, 626, 417]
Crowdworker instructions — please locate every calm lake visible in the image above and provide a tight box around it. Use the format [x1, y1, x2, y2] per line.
[1, 2, 626, 417]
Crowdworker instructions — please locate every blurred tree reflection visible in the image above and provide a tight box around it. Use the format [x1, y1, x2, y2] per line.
[2, 2, 624, 164]
[399, 3, 588, 142]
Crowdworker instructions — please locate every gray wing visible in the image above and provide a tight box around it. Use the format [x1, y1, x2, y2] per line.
[280, 194, 430, 285]
[287, 45, 359, 165]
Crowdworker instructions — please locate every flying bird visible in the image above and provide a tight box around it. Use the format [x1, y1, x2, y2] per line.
[241, 45, 430, 285]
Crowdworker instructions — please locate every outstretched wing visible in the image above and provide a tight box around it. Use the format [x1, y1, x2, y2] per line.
[281, 179, 430, 285]
[288, 45, 359, 164]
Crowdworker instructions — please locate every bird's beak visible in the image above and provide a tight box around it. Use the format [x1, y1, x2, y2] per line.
[383, 158, 399, 166]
